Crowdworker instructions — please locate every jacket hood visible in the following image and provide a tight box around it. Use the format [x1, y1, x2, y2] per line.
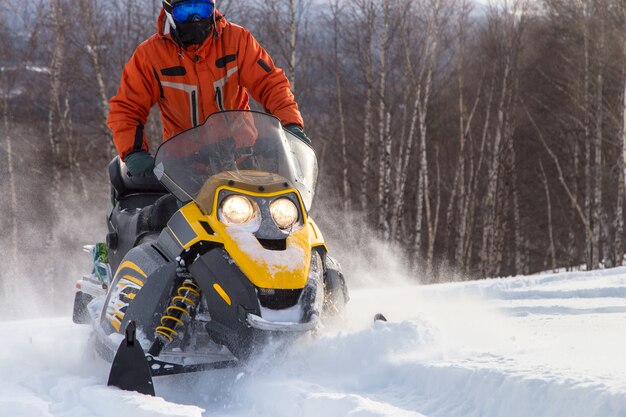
[157, 7, 226, 39]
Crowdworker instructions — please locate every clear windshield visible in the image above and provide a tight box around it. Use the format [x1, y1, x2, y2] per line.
[153, 111, 318, 211]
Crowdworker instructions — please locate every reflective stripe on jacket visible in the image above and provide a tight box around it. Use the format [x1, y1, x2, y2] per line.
[108, 9, 303, 160]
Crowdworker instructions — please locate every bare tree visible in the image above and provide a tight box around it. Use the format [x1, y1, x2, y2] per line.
[48, 0, 67, 196]
[79, 0, 114, 157]
[0, 0, 48, 299]
[0, 43, 16, 299]
[524, 101, 594, 257]
[591, 6, 606, 269]
[461, 74, 495, 273]
[445, 0, 482, 271]
[371, 0, 445, 268]
[391, 0, 424, 240]
[480, 0, 527, 277]
[329, 0, 351, 213]
[251, 0, 310, 92]
[539, 160, 557, 270]
[617, 5, 626, 266]
[376, 0, 392, 239]
[347, 0, 376, 216]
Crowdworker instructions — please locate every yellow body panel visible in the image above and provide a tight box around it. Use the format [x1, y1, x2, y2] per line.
[108, 261, 146, 332]
[172, 203, 222, 249]
[307, 219, 327, 250]
[115, 261, 147, 279]
[111, 320, 121, 332]
[123, 275, 144, 288]
[171, 186, 325, 290]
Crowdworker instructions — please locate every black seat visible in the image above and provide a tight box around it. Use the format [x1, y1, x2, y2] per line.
[108, 157, 178, 233]
[108, 156, 167, 201]
[106, 158, 175, 271]
[138, 194, 180, 232]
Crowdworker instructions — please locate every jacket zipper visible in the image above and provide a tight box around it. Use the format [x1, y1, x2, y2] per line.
[191, 90, 198, 126]
[215, 87, 225, 111]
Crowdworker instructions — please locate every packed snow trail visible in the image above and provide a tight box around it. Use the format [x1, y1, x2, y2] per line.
[1, 267, 626, 416]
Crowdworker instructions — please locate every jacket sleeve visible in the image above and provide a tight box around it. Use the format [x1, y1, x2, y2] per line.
[108, 45, 160, 161]
[238, 29, 304, 129]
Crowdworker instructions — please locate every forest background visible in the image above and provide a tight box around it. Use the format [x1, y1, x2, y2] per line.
[1, 0, 625, 312]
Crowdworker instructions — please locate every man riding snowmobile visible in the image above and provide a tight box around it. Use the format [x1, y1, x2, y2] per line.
[108, 0, 311, 177]
[72, 1, 348, 396]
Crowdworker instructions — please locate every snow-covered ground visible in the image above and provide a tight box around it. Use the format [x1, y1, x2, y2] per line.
[1, 267, 626, 417]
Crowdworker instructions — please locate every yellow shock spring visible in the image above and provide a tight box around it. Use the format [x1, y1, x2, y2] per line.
[155, 280, 201, 342]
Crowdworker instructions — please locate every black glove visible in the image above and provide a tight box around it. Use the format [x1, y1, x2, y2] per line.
[284, 124, 312, 145]
[124, 150, 155, 177]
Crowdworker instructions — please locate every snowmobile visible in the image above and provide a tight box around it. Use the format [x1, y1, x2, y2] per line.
[73, 110, 349, 395]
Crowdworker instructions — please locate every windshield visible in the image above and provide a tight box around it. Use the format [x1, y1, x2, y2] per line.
[153, 111, 318, 211]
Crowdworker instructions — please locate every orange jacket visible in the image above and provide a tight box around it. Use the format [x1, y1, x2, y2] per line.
[108, 9, 303, 160]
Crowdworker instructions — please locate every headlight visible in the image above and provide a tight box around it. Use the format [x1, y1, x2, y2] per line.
[221, 195, 254, 225]
[270, 198, 299, 230]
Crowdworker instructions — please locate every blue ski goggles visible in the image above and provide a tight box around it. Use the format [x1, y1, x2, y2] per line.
[171, 0, 215, 23]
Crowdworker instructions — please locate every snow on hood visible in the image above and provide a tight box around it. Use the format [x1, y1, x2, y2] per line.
[223, 221, 306, 275]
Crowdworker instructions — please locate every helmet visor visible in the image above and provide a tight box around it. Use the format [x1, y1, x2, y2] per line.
[171, 0, 214, 23]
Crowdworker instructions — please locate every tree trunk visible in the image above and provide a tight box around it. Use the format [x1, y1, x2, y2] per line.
[393, 2, 440, 244]
[391, 13, 415, 241]
[46, 0, 66, 300]
[506, 75, 523, 275]
[524, 102, 594, 254]
[582, 10, 593, 269]
[618, 5, 626, 267]
[49, 0, 65, 198]
[392, 29, 421, 241]
[568, 135, 580, 270]
[48, 9, 63, 193]
[618, 34, 626, 266]
[331, 0, 351, 213]
[446, 4, 468, 267]
[481, 55, 510, 277]
[1, 93, 19, 297]
[492, 160, 509, 277]
[540, 161, 557, 271]
[591, 33, 605, 269]
[377, 0, 391, 239]
[79, 0, 113, 157]
[359, 1, 375, 217]
[413, 41, 438, 266]
[425, 145, 441, 276]
[412, 0, 442, 264]
[462, 74, 496, 273]
[288, 0, 297, 92]
[508, 128, 523, 275]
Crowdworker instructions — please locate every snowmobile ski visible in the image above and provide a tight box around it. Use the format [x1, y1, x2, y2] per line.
[108, 321, 155, 396]
[108, 321, 240, 395]
[145, 357, 239, 377]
